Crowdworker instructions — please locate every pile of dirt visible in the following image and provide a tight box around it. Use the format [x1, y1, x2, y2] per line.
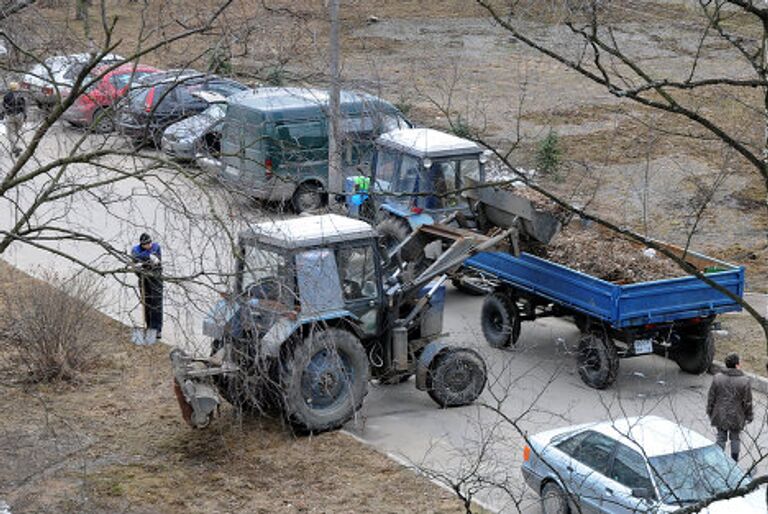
[542, 226, 687, 283]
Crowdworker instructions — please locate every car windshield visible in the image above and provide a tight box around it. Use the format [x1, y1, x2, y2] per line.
[111, 71, 155, 90]
[202, 103, 226, 120]
[650, 444, 748, 505]
[201, 79, 246, 97]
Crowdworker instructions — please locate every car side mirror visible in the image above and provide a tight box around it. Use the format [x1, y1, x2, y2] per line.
[631, 488, 653, 501]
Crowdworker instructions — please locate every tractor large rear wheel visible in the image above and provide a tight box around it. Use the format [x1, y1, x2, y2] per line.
[376, 217, 411, 262]
[210, 339, 279, 414]
[281, 328, 369, 433]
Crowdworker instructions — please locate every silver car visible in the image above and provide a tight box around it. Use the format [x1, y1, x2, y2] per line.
[522, 416, 765, 513]
[160, 100, 225, 160]
[21, 53, 123, 108]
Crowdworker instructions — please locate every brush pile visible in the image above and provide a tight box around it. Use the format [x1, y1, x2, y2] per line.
[542, 225, 688, 283]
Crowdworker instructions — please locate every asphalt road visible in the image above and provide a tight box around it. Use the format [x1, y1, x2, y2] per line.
[346, 287, 768, 513]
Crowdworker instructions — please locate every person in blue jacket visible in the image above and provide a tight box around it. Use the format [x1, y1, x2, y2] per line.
[132, 233, 163, 339]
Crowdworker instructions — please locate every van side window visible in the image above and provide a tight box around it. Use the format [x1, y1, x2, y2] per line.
[276, 121, 326, 162]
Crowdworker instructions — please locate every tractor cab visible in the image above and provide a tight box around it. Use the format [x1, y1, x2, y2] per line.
[347, 127, 487, 226]
[224, 214, 384, 338]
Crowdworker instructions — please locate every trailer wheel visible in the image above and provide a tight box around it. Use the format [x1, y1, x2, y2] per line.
[674, 329, 715, 375]
[280, 328, 369, 433]
[577, 333, 619, 389]
[481, 292, 521, 348]
[427, 348, 487, 408]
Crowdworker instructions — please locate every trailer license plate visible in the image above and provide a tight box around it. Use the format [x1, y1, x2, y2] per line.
[634, 339, 653, 354]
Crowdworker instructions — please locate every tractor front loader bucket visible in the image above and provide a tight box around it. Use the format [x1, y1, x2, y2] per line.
[464, 176, 560, 244]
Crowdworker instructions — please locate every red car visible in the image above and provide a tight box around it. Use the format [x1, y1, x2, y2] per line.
[62, 63, 161, 132]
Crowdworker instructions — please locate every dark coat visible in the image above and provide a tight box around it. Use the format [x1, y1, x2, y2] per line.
[707, 368, 753, 431]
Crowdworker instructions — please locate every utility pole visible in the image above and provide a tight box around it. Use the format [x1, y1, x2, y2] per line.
[327, 0, 342, 204]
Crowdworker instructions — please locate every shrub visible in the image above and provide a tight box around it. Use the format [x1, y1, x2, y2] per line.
[535, 130, 562, 178]
[0, 271, 104, 382]
[450, 114, 472, 139]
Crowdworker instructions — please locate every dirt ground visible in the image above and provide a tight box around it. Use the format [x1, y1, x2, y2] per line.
[716, 311, 768, 378]
[0, 262, 462, 514]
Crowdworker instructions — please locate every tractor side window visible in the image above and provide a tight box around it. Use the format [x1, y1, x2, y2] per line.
[337, 246, 378, 301]
[397, 154, 421, 205]
[425, 161, 459, 209]
[374, 149, 398, 193]
[240, 245, 293, 304]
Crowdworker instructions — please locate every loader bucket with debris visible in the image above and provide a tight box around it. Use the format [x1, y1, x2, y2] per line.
[463, 175, 560, 245]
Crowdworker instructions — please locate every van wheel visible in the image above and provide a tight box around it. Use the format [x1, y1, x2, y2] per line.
[292, 182, 326, 213]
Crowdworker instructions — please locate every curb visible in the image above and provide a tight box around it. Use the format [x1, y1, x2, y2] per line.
[340, 429, 498, 514]
[710, 360, 768, 395]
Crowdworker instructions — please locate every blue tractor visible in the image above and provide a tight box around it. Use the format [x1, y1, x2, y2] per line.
[171, 214, 512, 431]
[346, 127, 561, 294]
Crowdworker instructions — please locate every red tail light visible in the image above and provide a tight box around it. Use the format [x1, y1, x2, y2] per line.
[42, 86, 53, 96]
[523, 445, 531, 462]
[144, 87, 155, 112]
[20, 82, 30, 90]
[411, 206, 423, 214]
[265, 158, 273, 178]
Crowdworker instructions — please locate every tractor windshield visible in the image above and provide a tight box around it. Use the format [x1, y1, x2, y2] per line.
[238, 244, 295, 306]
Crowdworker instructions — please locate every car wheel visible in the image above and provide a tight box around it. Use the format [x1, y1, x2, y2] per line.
[541, 482, 570, 514]
[90, 108, 115, 133]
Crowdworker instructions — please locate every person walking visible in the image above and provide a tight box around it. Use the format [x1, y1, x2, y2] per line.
[131, 233, 163, 340]
[3, 81, 26, 157]
[706, 352, 753, 460]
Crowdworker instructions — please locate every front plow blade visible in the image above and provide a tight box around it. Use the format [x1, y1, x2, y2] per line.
[170, 348, 221, 429]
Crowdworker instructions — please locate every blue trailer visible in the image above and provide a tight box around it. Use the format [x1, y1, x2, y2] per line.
[465, 240, 745, 388]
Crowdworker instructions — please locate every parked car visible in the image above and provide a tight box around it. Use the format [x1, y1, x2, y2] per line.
[160, 100, 225, 160]
[214, 87, 410, 213]
[21, 53, 124, 108]
[522, 416, 765, 513]
[62, 63, 161, 132]
[116, 70, 246, 147]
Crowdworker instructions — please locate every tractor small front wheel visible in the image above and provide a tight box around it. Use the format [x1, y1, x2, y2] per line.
[427, 347, 487, 408]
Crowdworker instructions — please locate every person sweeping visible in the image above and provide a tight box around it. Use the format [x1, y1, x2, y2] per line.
[131, 233, 163, 341]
